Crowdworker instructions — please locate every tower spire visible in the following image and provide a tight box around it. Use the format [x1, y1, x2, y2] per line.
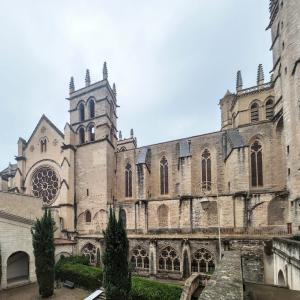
[85, 69, 91, 87]
[130, 128, 134, 138]
[103, 62, 108, 80]
[236, 70, 243, 92]
[69, 76, 75, 93]
[118, 130, 122, 140]
[113, 83, 117, 96]
[257, 64, 264, 86]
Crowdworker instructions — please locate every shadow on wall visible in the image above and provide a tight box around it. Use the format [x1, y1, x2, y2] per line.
[244, 282, 300, 300]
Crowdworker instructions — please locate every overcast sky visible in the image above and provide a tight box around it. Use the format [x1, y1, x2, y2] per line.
[0, 1, 272, 170]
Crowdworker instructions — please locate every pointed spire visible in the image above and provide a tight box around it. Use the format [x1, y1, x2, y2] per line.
[257, 64, 264, 86]
[113, 83, 117, 96]
[118, 130, 122, 140]
[270, 73, 274, 83]
[85, 69, 91, 87]
[236, 70, 243, 92]
[69, 76, 75, 93]
[130, 128, 134, 138]
[103, 62, 108, 80]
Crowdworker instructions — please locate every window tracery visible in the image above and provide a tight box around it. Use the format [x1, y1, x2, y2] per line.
[158, 246, 180, 271]
[130, 245, 149, 270]
[191, 248, 215, 274]
[201, 149, 211, 191]
[160, 157, 168, 195]
[251, 140, 263, 187]
[265, 99, 274, 120]
[32, 166, 59, 205]
[250, 103, 259, 122]
[81, 243, 97, 265]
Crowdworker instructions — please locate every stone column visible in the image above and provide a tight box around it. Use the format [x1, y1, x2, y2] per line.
[1, 263, 7, 289]
[149, 239, 157, 276]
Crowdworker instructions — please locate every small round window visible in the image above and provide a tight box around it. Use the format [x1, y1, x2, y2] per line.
[32, 166, 60, 205]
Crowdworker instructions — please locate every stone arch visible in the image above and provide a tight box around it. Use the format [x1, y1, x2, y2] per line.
[158, 246, 180, 271]
[93, 209, 107, 231]
[120, 208, 127, 228]
[7, 251, 29, 284]
[157, 204, 169, 228]
[81, 243, 97, 265]
[268, 196, 288, 225]
[55, 252, 71, 263]
[183, 250, 190, 278]
[130, 245, 149, 270]
[191, 248, 215, 274]
[278, 269, 286, 286]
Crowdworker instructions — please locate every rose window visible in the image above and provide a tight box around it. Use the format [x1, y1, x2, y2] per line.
[32, 166, 59, 205]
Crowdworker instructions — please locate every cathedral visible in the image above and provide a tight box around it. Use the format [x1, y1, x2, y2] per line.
[1, 0, 300, 285]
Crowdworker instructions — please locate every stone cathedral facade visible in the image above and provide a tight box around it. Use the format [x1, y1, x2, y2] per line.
[1, 0, 300, 281]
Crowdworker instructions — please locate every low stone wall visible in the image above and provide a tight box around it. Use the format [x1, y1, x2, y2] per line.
[198, 251, 243, 300]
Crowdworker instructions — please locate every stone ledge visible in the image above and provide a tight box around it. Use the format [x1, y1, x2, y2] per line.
[198, 251, 243, 300]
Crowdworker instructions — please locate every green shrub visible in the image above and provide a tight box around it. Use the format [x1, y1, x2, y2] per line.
[57, 255, 90, 266]
[131, 277, 182, 300]
[55, 263, 102, 290]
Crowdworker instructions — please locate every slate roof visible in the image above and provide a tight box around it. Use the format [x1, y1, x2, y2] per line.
[0, 163, 17, 179]
[226, 129, 245, 148]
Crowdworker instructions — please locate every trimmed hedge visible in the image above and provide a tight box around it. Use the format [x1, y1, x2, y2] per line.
[55, 263, 102, 290]
[56, 255, 90, 266]
[55, 259, 182, 299]
[131, 277, 182, 300]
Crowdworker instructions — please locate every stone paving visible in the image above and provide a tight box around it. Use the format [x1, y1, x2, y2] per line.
[0, 283, 89, 300]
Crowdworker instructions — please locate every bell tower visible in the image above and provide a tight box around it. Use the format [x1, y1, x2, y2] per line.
[67, 62, 118, 233]
[268, 0, 300, 230]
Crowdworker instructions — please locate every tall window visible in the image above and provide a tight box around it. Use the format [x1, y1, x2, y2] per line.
[201, 149, 211, 191]
[81, 243, 97, 265]
[265, 99, 274, 120]
[251, 140, 263, 187]
[79, 103, 85, 122]
[250, 103, 259, 122]
[125, 163, 132, 197]
[88, 124, 95, 142]
[40, 138, 47, 153]
[88, 99, 95, 118]
[120, 209, 127, 228]
[160, 157, 168, 195]
[79, 127, 85, 144]
[158, 246, 180, 271]
[85, 210, 91, 223]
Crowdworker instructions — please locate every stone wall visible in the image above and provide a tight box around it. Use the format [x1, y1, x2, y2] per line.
[198, 251, 243, 300]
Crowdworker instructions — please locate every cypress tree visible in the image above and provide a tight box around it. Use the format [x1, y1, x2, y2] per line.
[103, 207, 131, 300]
[31, 209, 55, 298]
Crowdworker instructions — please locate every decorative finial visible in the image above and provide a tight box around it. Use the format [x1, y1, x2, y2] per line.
[130, 129, 134, 138]
[270, 73, 274, 83]
[236, 70, 243, 91]
[69, 76, 75, 93]
[118, 130, 122, 140]
[103, 62, 108, 80]
[257, 64, 264, 86]
[85, 69, 91, 87]
[113, 83, 117, 96]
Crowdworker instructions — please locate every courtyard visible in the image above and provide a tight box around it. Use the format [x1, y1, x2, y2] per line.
[0, 283, 89, 300]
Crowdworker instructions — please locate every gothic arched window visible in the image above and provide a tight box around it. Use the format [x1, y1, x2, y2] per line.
[79, 127, 85, 144]
[160, 157, 168, 195]
[120, 209, 127, 228]
[125, 163, 132, 197]
[85, 210, 91, 223]
[251, 140, 263, 187]
[131, 246, 149, 270]
[88, 99, 95, 118]
[158, 246, 180, 271]
[250, 103, 259, 122]
[191, 248, 215, 274]
[201, 149, 211, 191]
[158, 204, 169, 228]
[79, 103, 85, 122]
[88, 124, 95, 142]
[81, 243, 97, 265]
[40, 138, 47, 153]
[265, 99, 274, 120]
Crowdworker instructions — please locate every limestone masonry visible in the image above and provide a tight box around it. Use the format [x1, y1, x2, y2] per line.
[1, 0, 300, 289]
